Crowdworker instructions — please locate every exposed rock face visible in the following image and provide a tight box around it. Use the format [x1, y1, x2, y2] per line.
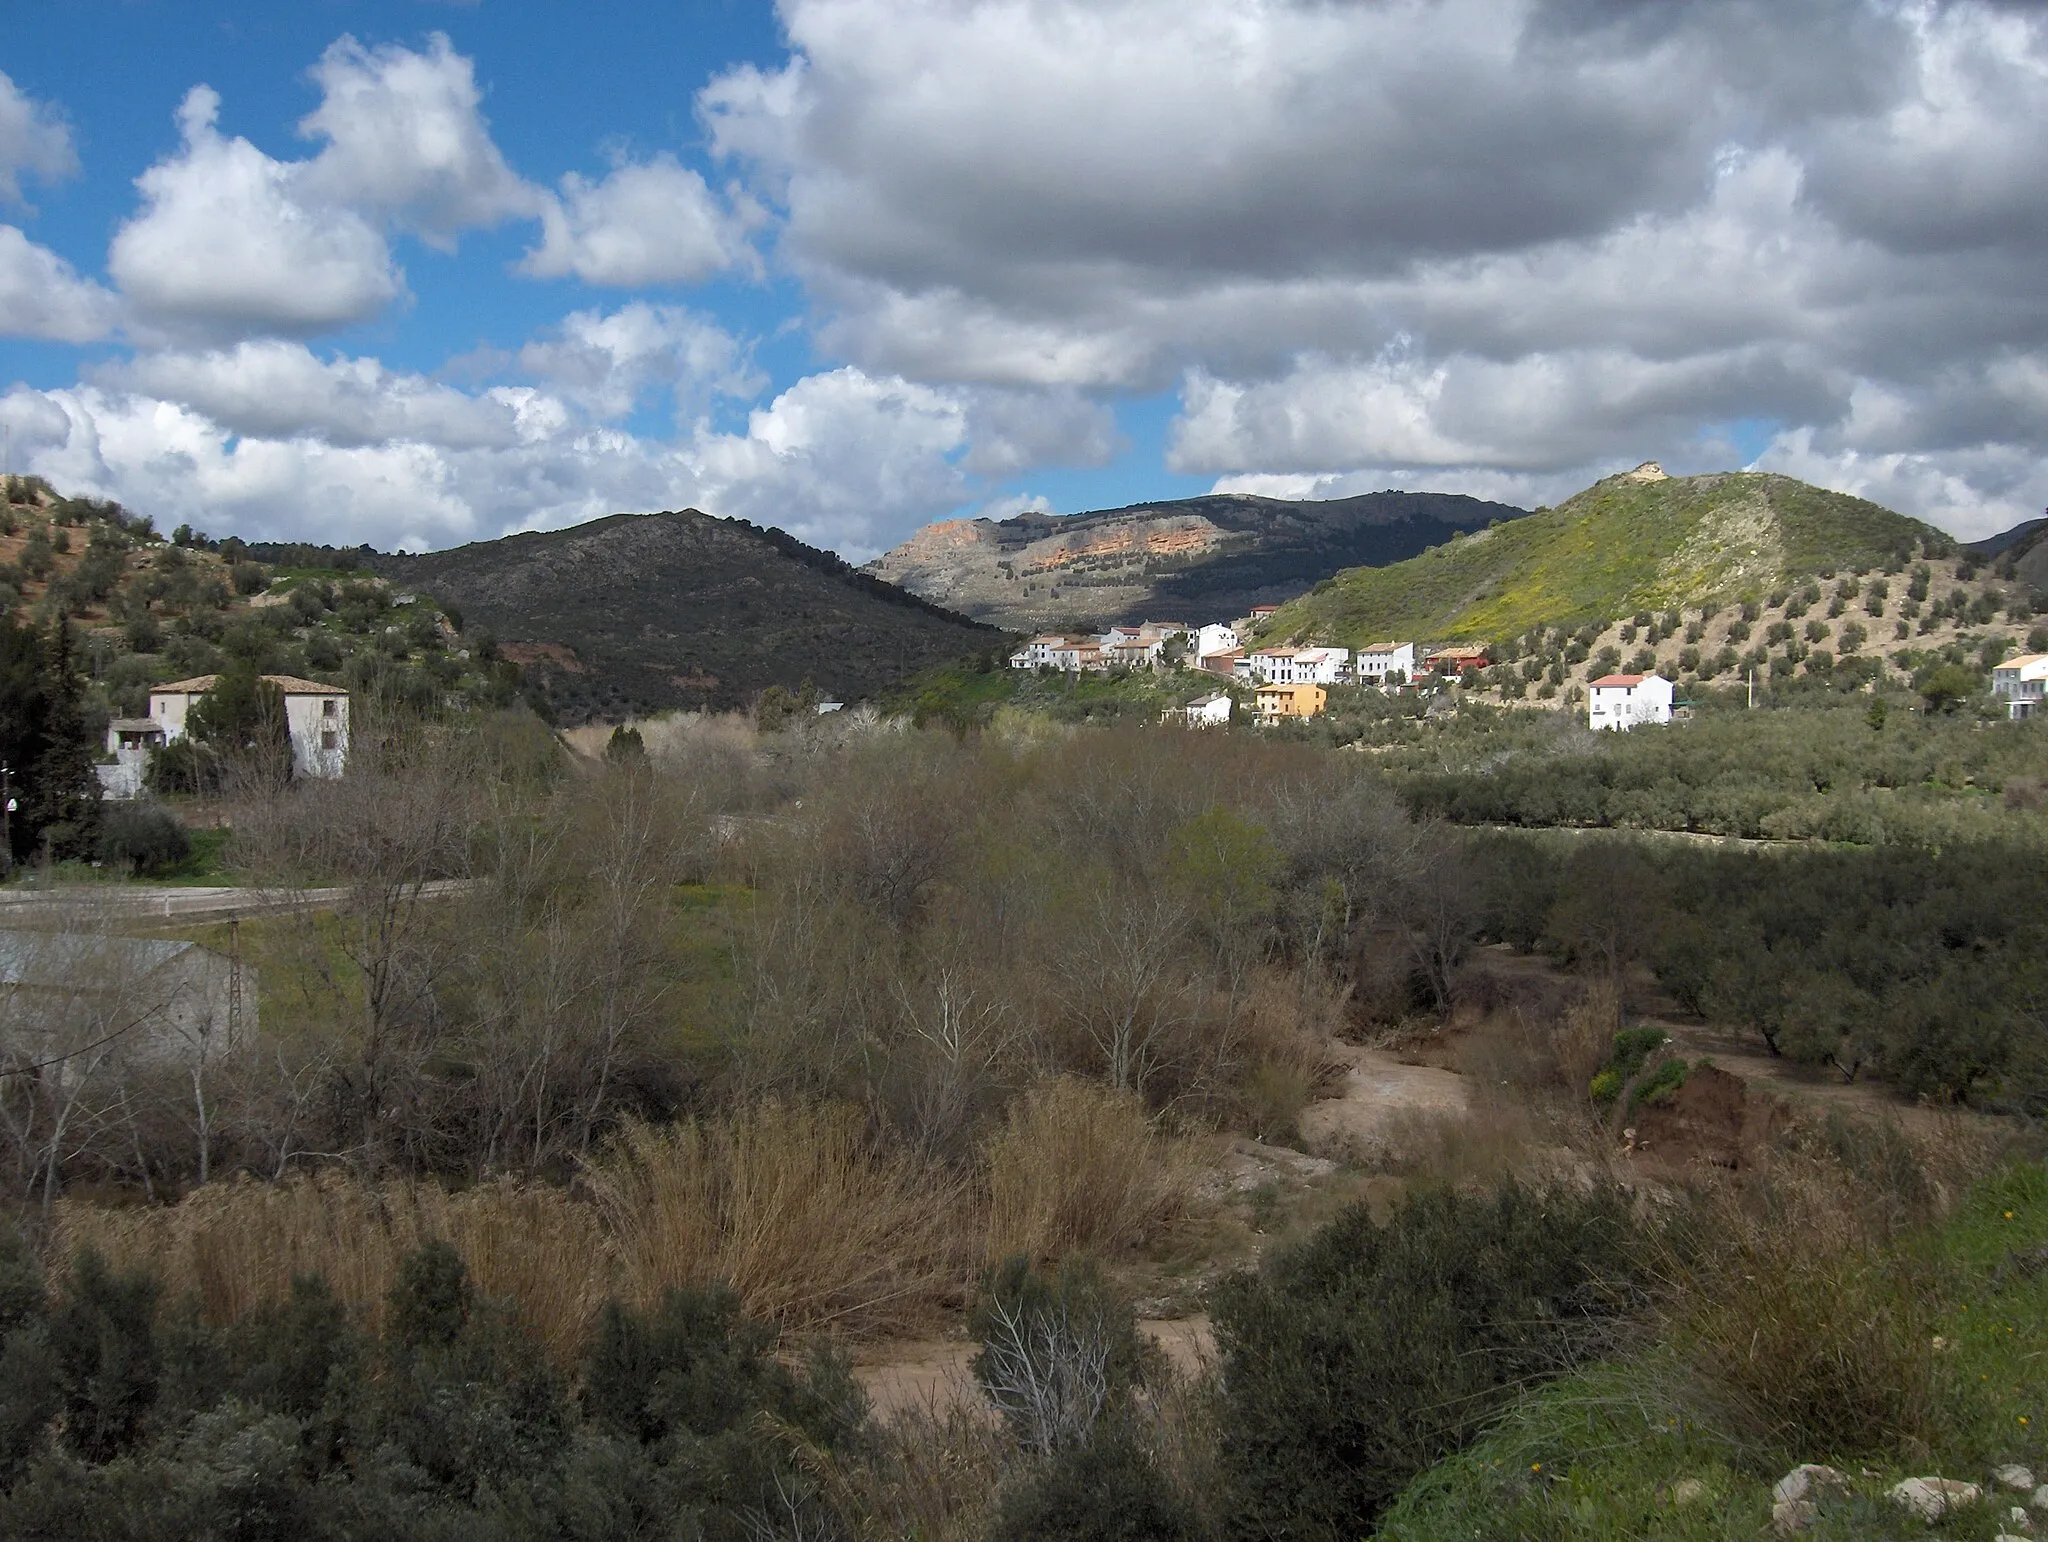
[863, 490, 1527, 630]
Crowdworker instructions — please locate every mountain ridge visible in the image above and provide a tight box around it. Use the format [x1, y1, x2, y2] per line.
[863, 488, 1529, 630]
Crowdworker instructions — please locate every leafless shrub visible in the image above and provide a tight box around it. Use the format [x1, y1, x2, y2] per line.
[975, 1280, 1118, 1455]
[229, 732, 476, 1169]
[1, 894, 255, 1205]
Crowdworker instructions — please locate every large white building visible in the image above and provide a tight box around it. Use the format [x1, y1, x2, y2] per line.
[149, 675, 350, 778]
[1587, 672, 1675, 731]
[1991, 654, 2048, 719]
[1354, 642, 1416, 683]
[1194, 623, 1240, 662]
[1240, 646, 1351, 685]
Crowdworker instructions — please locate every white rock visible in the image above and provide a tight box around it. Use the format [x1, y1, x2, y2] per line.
[1891, 1476, 1983, 1521]
[2001, 1466, 2040, 1493]
[2010, 1505, 2034, 1530]
[1774, 1464, 1851, 1505]
[2033, 1483, 2048, 1511]
[1771, 1498, 1818, 1534]
[1670, 1477, 1709, 1506]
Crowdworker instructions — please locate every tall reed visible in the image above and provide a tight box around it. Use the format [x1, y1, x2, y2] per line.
[56, 1172, 611, 1362]
[983, 1077, 1195, 1264]
[587, 1100, 971, 1336]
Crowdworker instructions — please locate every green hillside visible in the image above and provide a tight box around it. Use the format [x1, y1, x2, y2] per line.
[1263, 468, 1950, 646]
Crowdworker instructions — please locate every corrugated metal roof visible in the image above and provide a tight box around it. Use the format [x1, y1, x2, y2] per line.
[0, 930, 199, 990]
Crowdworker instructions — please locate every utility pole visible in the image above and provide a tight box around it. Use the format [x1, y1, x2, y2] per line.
[1747, 667, 1755, 710]
[1, 763, 13, 879]
[227, 912, 242, 1044]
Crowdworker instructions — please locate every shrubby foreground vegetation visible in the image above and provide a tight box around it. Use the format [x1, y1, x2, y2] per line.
[5, 668, 2048, 1534]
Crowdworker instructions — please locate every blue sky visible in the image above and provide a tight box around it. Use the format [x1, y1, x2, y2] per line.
[4, 1, 2047, 557]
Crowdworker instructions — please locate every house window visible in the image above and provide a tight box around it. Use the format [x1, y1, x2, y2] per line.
[321, 731, 339, 751]
[322, 699, 338, 718]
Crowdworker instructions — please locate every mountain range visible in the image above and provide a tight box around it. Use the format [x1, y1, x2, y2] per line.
[861, 489, 1527, 631]
[1261, 464, 1949, 647]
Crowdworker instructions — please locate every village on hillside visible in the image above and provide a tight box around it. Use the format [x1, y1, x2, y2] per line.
[1009, 552, 2048, 733]
[1009, 607, 1500, 727]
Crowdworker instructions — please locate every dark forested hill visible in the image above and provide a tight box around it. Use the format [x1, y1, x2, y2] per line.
[372, 510, 1001, 723]
[863, 489, 1529, 629]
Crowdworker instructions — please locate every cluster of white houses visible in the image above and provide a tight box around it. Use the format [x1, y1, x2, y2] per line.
[1010, 611, 1516, 725]
[1009, 615, 1485, 690]
[1012, 612, 1690, 733]
[97, 674, 350, 799]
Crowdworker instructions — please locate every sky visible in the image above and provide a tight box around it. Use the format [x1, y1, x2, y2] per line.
[3, 1, 2048, 561]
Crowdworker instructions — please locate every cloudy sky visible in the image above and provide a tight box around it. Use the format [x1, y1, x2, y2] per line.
[4, 1, 2047, 558]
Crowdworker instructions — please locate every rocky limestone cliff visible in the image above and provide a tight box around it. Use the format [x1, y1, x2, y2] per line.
[865, 490, 1527, 630]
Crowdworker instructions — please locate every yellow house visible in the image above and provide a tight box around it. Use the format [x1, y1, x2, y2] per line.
[1255, 681, 1326, 723]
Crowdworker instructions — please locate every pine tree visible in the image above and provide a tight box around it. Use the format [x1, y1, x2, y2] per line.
[0, 613, 100, 864]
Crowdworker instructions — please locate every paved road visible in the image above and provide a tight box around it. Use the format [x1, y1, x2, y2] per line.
[0, 880, 470, 922]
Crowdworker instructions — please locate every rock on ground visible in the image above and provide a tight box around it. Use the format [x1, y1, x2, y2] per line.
[1773, 1465, 1850, 1506]
[1890, 1476, 1983, 1521]
[1771, 1498, 1818, 1534]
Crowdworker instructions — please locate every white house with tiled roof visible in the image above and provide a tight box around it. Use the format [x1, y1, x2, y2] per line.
[1992, 654, 2048, 719]
[1587, 672, 1674, 731]
[1355, 642, 1415, 684]
[149, 674, 350, 777]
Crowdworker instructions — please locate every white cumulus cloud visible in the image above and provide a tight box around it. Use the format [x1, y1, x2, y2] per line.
[516, 302, 762, 420]
[2, 303, 1101, 558]
[0, 70, 76, 206]
[109, 87, 404, 343]
[521, 155, 751, 287]
[0, 225, 118, 342]
[296, 33, 542, 248]
[94, 341, 525, 449]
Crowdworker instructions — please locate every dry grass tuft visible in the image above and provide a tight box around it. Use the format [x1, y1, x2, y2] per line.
[1661, 1150, 1953, 1462]
[55, 1173, 610, 1362]
[984, 1077, 1196, 1265]
[587, 1101, 970, 1337]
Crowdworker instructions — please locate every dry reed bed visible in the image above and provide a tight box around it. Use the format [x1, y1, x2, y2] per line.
[55, 1083, 1195, 1359]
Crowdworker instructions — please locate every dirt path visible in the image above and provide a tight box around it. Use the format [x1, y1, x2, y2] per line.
[854, 1316, 1214, 1420]
[1298, 1041, 1471, 1155]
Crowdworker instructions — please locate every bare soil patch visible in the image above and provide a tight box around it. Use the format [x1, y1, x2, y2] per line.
[853, 1316, 1216, 1421]
[1299, 1041, 1471, 1157]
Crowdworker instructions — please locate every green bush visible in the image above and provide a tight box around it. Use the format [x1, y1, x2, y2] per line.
[1210, 1181, 1650, 1540]
[95, 805, 191, 877]
[992, 1422, 1197, 1542]
[0, 1243, 877, 1542]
